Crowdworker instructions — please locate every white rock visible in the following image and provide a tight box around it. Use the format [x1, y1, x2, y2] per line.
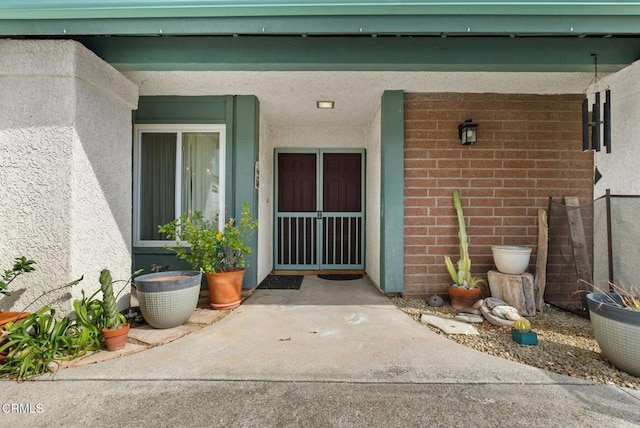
[421, 314, 479, 335]
[455, 314, 485, 323]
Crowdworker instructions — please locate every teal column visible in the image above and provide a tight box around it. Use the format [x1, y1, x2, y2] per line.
[233, 95, 260, 289]
[380, 90, 404, 293]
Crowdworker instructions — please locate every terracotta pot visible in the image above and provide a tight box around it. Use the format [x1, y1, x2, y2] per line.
[0, 311, 30, 329]
[205, 269, 245, 310]
[447, 285, 482, 310]
[102, 323, 130, 351]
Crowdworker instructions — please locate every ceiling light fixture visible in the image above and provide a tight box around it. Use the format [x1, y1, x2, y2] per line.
[317, 101, 335, 109]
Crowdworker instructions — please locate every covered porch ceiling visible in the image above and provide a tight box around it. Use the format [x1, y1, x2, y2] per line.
[3, 1, 640, 127]
[97, 34, 635, 127]
[123, 69, 597, 127]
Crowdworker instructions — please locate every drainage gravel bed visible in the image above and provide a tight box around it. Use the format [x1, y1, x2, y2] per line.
[391, 297, 640, 391]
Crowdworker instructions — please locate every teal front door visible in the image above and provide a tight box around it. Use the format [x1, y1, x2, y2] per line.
[274, 149, 365, 270]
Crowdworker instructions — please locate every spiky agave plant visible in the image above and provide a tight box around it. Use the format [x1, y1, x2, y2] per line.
[444, 191, 485, 288]
[583, 280, 640, 312]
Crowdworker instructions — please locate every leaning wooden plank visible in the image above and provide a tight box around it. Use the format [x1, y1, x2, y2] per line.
[534, 209, 548, 312]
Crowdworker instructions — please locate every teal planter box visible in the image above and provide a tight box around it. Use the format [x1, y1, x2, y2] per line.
[511, 328, 538, 345]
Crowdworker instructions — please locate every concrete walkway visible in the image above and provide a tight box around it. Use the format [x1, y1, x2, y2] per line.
[1, 276, 639, 427]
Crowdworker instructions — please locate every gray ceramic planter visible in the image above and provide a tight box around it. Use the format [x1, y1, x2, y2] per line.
[134, 271, 202, 329]
[587, 292, 640, 376]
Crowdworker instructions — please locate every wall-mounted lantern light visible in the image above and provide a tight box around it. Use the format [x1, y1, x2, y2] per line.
[458, 119, 478, 145]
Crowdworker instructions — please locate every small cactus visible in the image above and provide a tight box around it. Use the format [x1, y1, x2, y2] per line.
[99, 269, 121, 330]
[513, 318, 532, 333]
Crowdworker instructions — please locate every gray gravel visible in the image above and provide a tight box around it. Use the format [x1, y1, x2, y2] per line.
[391, 297, 640, 391]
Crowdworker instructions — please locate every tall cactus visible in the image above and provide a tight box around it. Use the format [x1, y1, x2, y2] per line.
[99, 269, 121, 330]
[445, 191, 483, 288]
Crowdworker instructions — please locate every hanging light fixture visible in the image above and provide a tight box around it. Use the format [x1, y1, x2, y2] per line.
[458, 119, 478, 145]
[582, 54, 612, 153]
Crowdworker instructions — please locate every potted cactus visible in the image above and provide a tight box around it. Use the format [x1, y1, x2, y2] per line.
[99, 269, 130, 351]
[511, 318, 538, 345]
[444, 191, 485, 309]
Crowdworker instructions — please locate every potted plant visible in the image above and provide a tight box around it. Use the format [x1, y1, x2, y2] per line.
[444, 191, 485, 309]
[99, 269, 130, 351]
[586, 282, 640, 376]
[159, 203, 258, 310]
[0, 257, 36, 328]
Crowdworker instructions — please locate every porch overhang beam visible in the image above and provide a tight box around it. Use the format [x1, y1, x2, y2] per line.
[76, 36, 640, 73]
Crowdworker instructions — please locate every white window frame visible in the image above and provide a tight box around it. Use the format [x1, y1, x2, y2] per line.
[133, 123, 226, 247]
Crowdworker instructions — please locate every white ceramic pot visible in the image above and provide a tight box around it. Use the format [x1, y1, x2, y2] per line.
[587, 293, 640, 377]
[134, 271, 202, 329]
[491, 245, 532, 275]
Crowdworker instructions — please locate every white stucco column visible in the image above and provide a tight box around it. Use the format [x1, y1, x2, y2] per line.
[592, 60, 640, 289]
[0, 40, 138, 313]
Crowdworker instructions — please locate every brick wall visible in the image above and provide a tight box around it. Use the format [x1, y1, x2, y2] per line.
[403, 93, 593, 302]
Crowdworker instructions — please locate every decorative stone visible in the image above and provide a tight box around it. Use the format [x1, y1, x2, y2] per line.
[455, 314, 484, 323]
[457, 307, 481, 316]
[484, 297, 508, 310]
[472, 299, 484, 309]
[480, 304, 514, 327]
[492, 305, 521, 321]
[427, 295, 444, 307]
[421, 314, 479, 335]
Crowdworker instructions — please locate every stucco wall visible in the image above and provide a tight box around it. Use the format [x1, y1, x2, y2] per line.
[270, 126, 367, 149]
[257, 113, 274, 283]
[366, 107, 382, 287]
[0, 40, 138, 313]
[592, 60, 640, 289]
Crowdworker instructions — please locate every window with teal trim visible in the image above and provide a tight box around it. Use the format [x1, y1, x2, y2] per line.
[133, 124, 226, 247]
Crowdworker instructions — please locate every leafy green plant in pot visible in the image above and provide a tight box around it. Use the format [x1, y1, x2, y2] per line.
[444, 191, 485, 310]
[585, 281, 640, 376]
[159, 202, 258, 310]
[0, 273, 94, 381]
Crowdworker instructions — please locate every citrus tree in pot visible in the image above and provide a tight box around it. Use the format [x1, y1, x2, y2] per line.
[444, 191, 485, 310]
[159, 203, 258, 310]
[586, 282, 640, 377]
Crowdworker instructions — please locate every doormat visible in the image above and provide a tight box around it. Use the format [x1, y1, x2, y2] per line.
[317, 274, 363, 281]
[257, 275, 303, 290]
